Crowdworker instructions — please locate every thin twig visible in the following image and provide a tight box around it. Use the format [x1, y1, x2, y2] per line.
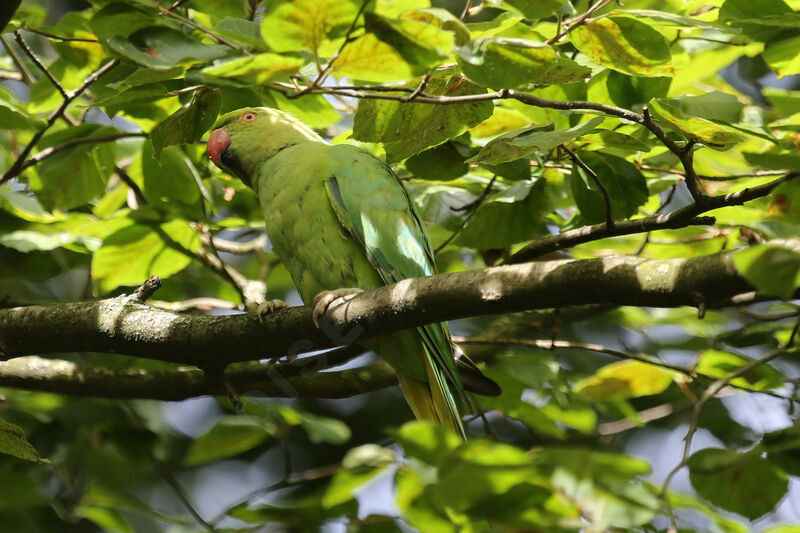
[0, 58, 119, 185]
[546, 0, 615, 44]
[460, 0, 473, 20]
[0, 70, 23, 81]
[0, 34, 34, 84]
[17, 132, 147, 173]
[201, 234, 267, 255]
[13, 30, 67, 98]
[508, 171, 798, 263]
[303, 0, 370, 91]
[121, 403, 217, 531]
[563, 145, 614, 228]
[114, 165, 148, 207]
[434, 175, 497, 255]
[23, 26, 98, 43]
[456, 336, 800, 403]
[659, 345, 798, 508]
[157, 7, 246, 51]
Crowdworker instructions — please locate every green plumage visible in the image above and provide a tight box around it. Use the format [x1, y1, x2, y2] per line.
[209, 107, 477, 437]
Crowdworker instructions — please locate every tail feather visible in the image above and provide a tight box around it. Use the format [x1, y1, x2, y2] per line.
[397, 355, 466, 440]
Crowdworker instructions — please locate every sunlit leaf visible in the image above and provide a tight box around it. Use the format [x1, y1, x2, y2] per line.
[458, 39, 591, 89]
[733, 244, 800, 298]
[91, 219, 201, 293]
[574, 360, 676, 401]
[353, 75, 493, 162]
[260, 0, 362, 53]
[571, 16, 673, 77]
[648, 98, 743, 150]
[696, 349, 784, 391]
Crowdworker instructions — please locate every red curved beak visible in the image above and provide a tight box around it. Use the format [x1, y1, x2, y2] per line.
[208, 128, 230, 168]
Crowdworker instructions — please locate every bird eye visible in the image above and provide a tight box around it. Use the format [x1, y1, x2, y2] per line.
[241, 112, 257, 122]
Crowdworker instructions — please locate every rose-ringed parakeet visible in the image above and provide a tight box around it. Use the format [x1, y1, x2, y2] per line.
[207, 107, 499, 438]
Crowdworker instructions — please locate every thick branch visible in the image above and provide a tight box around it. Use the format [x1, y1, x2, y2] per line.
[0, 346, 382, 401]
[2, 243, 797, 367]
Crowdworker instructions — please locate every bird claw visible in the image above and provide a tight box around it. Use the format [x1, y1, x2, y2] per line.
[312, 288, 364, 328]
[257, 299, 291, 323]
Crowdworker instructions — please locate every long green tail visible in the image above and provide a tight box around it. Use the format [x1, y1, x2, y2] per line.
[397, 353, 466, 439]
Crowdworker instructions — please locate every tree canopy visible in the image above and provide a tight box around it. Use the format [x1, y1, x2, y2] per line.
[1, 0, 800, 531]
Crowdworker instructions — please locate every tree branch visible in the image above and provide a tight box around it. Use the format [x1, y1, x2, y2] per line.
[0, 58, 119, 185]
[2, 242, 798, 368]
[508, 172, 798, 263]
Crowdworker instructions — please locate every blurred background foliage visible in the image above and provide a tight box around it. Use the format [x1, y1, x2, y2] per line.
[1, 0, 800, 531]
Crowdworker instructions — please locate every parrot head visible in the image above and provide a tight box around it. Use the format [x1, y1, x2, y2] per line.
[207, 107, 323, 186]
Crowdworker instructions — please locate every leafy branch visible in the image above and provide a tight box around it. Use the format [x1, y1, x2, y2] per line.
[0, 58, 119, 185]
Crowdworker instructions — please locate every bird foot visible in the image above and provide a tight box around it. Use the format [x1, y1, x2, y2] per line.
[312, 288, 364, 328]
[257, 299, 291, 323]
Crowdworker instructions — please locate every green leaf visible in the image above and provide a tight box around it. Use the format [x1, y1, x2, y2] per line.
[666, 91, 746, 124]
[366, 11, 453, 65]
[466, 12, 524, 40]
[0, 418, 48, 463]
[201, 53, 304, 85]
[353, 75, 493, 162]
[742, 151, 800, 172]
[76, 507, 133, 533]
[298, 412, 351, 444]
[393, 421, 461, 465]
[91, 219, 201, 293]
[184, 416, 274, 466]
[214, 17, 267, 50]
[456, 179, 554, 248]
[322, 466, 387, 508]
[605, 71, 671, 109]
[578, 129, 651, 153]
[571, 16, 673, 77]
[268, 90, 342, 129]
[648, 98, 743, 150]
[718, 0, 800, 40]
[405, 142, 468, 180]
[188, 0, 247, 20]
[106, 27, 230, 69]
[403, 8, 470, 47]
[343, 444, 396, 469]
[430, 439, 543, 513]
[689, 448, 788, 520]
[695, 349, 784, 391]
[150, 88, 220, 159]
[733, 244, 800, 298]
[468, 116, 604, 166]
[569, 151, 649, 224]
[29, 125, 117, 211]
[500, 0, 566, 20]
[82, 482, 189, 525]
[332, 33, 420, 82]
[137, 142, 201, 207]
[764, 36, 800, 79]
[574, 360, 676, 401]
[261, 0, 361, 53]
[458, 39, 591, 89]
[89, 2, 155, 39]
[763, 422, 800, 477]
[0, 104, 45, 130]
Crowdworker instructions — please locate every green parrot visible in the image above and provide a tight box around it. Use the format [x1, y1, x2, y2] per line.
[207, 107, 499, 438]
